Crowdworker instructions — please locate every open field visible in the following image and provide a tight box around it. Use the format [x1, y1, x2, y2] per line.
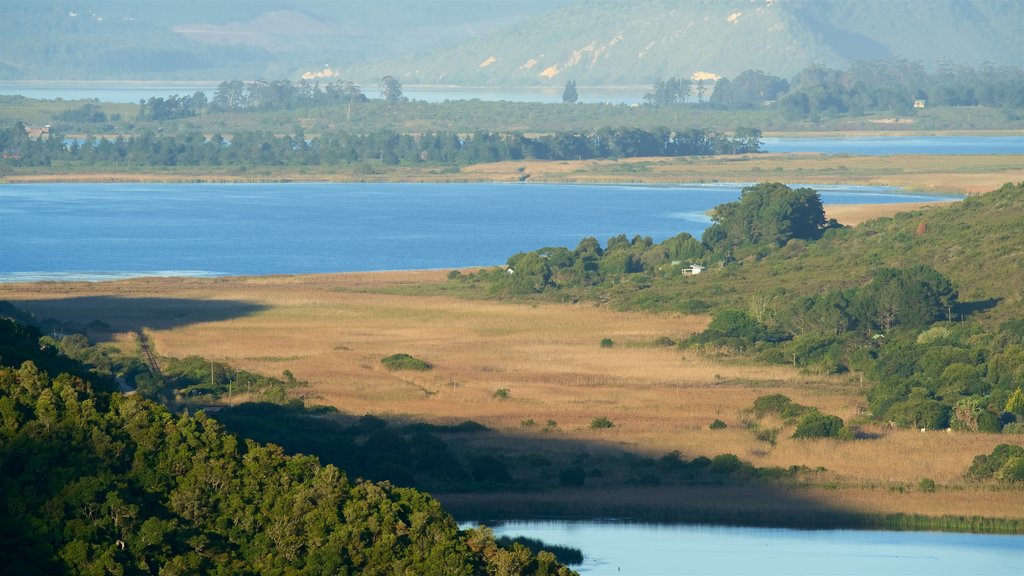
[2, 267, 1019, 523]
[5, 153, 1021, 196]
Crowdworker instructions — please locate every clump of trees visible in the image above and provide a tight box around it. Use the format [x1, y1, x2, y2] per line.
[968, 444, 1024, 483]
[701, 182, 841, 259]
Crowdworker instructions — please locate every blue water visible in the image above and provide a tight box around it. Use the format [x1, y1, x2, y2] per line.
[475, 520, 1024, 576]
[0, 182, 955, 282]
[761, 135, 1024, 155]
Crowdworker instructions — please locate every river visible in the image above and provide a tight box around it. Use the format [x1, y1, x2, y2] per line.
[0, 182, 953, 282]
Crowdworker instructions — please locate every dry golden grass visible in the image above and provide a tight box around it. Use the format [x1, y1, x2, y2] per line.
[460, 153, 1023, 195]
[824, 201, 958, 226]
[2, 271, 1020, 521]
[6, 153, 1021, 196]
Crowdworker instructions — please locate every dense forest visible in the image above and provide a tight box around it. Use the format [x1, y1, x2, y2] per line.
[459, 183, 1024, 435]
[0, 121, 761, 169]
[0, 318, 577, 575]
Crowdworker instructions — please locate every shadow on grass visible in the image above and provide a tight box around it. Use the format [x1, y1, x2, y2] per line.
[209, 400, 978, 531]
[2, 296, 268, 341]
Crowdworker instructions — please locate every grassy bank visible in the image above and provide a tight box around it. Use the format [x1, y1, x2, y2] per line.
[3, 153, 1020, 195]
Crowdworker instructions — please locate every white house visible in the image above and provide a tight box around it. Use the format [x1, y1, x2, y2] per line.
[682, 264, 706, 276]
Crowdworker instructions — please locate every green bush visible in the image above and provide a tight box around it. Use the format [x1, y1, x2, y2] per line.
[967, 444, 1024, 481]
[709, 418, 728, 430]
[997, 457, 1024, 482]
[1002, 422, 1024, 434]
[600, 338, 615, 348]
[708, 453, 743, 474]
[380, 353, 432, 371]
[493, 388, 510, 400]
[590, 416, 615, 429]
[751, 394, 812, 420]
[918, 478, 937, 492]
[793, 411, 846, 439]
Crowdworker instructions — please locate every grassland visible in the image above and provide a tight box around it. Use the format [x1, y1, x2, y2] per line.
[3, 264, 1020, 526]
[5, 153, 1022, 197]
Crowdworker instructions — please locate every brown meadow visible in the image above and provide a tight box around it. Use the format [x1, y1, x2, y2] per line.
[3, 261, 1019, 522]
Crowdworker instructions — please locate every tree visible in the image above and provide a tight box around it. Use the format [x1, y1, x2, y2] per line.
[379, 75, 404, 103]
[562, 80, 578, 103]
[702, 182, 834, 254]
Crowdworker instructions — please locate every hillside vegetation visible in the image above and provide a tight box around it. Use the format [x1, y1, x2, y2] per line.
[457, 183, 1024, 434]
[0, 320, 576, 575]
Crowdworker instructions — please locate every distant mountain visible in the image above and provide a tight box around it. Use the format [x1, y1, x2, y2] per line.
[0, 1, 564, 81]
[344, 0, 1024, 86]
[1, 0, 1020, 85]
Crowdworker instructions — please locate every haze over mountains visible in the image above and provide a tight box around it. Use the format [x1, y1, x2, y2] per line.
[2, 0, 1021, 85]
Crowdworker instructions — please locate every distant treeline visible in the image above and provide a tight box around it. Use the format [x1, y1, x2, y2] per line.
[135, 79, 369, 121]
[708, 60, 1024, 118]
[0, 122, 761, 167]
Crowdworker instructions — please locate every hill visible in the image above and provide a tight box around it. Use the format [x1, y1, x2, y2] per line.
[0, 1, 561, 81]
[3, 1, 1020, 85]
[346, 0, 1024, 86]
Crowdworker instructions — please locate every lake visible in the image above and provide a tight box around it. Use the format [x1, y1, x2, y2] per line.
[473, 520, 1024, 576]
[760, 135, 1024, 155]
[0, 182, 954, 282]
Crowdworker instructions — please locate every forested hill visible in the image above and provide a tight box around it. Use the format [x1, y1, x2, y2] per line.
[347, 0, 1024, 86]
[0, 320, 575, 575]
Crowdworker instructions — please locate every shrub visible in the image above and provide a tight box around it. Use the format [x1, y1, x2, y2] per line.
[600, 338, 615, 348]
[751, 394, 811, 420]
[653, 336, 676, 347]
[590, 416, 615, 429]
[918, 478, 937, 492]
[977, 411, 1003, 433]
[709, 419, 727, 430]
[997, 457, 1024, 482]
[492, 388, 510, 400]
[708, 453, 743, 474]
[967, 444, 1024, 481]
[1002, 422, 1024, 434]
[793, 411, 846, 439]
[380, 353, 432, 371]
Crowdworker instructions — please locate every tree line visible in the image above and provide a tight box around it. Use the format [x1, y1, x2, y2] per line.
[0, 121, 761, 168]
[704, 60, 1024, 118]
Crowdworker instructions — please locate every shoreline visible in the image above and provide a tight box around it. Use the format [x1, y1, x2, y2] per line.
[0, 199, 959, 285]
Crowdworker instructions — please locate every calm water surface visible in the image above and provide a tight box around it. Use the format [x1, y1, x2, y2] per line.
[474, 520, 1024, 576]
[761, 135, 1024, 155]
[0, 183, 955, 282]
